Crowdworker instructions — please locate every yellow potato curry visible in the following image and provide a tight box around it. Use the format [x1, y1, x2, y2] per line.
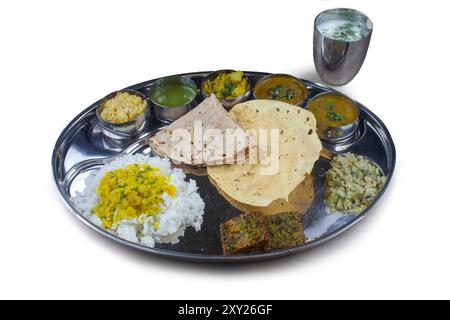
[203, 71, 248, 100]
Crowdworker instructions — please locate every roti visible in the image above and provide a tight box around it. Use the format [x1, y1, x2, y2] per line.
[149, 95, 256, 166]
[207, 100, 322, 207]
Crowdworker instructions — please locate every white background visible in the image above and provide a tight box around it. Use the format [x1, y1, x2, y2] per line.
[0, 0, 448, 300]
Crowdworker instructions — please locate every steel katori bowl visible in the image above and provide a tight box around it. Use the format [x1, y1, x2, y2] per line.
[307, 92, 360, 143]
[96, 89, 149, 142]
[200, 70, 252, 110]
[148, 76, 199, 124]
[252, 73, 309, 106]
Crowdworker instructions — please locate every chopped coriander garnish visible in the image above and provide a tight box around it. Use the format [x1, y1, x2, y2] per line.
[325, 102, 334, 110]
[285, 89, 295, 100]
[268, 85, 296, 100]
[319, 20, 367, 42]
[268, 85, 284, 99]
[327, 111, 344, 122]
[222, 84, 237, 97]
[342, 22, 354, 30]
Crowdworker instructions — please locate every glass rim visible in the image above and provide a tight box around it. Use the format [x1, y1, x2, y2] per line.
[314, 8, 373, 41]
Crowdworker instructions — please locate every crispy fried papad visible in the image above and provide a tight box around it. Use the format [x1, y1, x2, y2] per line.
[207, 100, 321, 207]
[210, 175, 314, 215]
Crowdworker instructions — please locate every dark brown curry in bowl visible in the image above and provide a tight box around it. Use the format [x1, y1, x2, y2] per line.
[253, 74, 308, 106]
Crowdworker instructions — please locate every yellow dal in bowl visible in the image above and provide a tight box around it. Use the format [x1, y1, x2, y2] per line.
[307, 93, 358, 128]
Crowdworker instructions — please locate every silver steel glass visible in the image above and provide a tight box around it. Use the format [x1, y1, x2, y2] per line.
[313, 8, 373, 86]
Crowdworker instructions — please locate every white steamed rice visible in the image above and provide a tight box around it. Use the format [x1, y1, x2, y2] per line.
[72, 154, 205, 248]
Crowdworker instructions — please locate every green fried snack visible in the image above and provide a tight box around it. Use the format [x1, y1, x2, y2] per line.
[220, 212, 269, 256]
[265, 212, 305, 251]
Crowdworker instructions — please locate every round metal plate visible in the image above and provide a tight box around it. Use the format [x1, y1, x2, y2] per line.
[52, 71, 396, 263]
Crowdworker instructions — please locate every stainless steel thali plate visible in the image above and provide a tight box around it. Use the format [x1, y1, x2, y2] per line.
[52, 71, 396, 263]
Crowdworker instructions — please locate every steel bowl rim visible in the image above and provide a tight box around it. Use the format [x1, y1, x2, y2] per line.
[200, 69, 252, 104]
[307, 91, 360, 121]
[306, 91, 360, 143]
[148, 75, 199, 109]
[252, 73, 308, 106]
[96, 89, 149, 127]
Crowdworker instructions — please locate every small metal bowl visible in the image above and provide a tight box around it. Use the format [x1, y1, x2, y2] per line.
[307, 92, 360, 143]
[253, 74, 308, 106]
[96, 89, 149, 142]
[200, 70, 251, 110]
[148, 76, 199, 124]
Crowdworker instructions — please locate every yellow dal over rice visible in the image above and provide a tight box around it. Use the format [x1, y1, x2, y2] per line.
[93, 163, 176, 229]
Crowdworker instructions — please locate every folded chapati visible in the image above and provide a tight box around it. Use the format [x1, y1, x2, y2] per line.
[149, 95, 256, 166]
